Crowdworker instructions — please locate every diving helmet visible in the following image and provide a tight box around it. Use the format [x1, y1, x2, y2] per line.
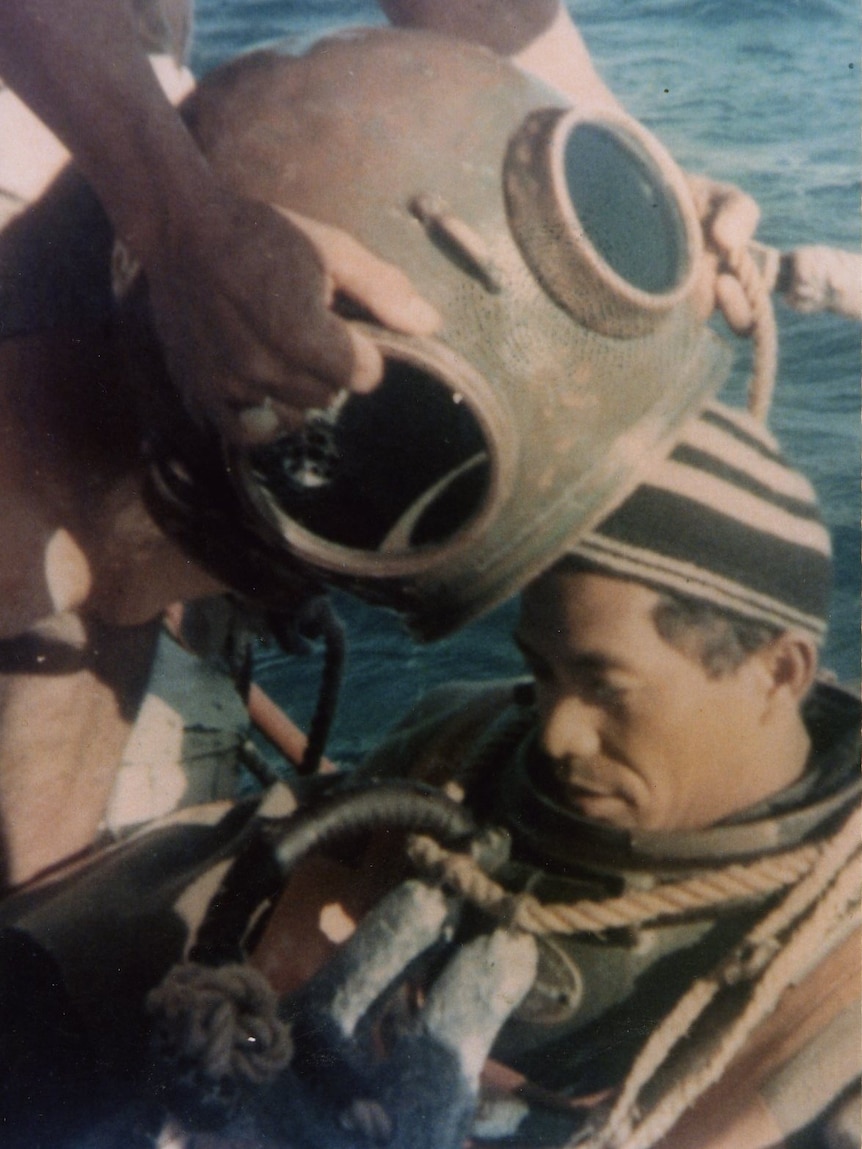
[170, 28, 731, 637]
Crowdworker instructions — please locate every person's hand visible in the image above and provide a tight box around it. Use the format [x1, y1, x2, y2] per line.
[135, 189, 441, 445]
[0, 0, 438, 449]
[687, 174, 763, 334]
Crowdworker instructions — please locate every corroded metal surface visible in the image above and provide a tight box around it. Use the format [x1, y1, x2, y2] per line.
[186, 29, 731, 637]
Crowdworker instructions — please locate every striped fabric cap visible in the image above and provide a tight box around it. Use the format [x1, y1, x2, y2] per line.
[568, 401, 832, 642]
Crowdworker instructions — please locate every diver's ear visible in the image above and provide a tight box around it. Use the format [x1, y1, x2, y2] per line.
[756, 631, 819, 706]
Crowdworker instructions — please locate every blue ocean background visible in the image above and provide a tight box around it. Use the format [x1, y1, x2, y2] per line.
[191, 0, 860, 766]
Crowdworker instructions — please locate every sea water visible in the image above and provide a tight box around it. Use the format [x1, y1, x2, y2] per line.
[190, 0, 861, 765]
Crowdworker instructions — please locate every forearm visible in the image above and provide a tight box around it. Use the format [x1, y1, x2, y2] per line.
[381, 1, 622, 112]
[379, 0, 559, 55]
[0, 0, 208, 255]
[512, 2, 623, 112]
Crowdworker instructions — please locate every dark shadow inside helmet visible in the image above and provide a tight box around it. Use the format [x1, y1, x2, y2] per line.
[247, 358, 491, 555]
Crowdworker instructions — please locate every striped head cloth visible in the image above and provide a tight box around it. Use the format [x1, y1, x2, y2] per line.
[567, 401, 832, 643]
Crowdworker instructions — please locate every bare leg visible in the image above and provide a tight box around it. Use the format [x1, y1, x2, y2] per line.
[0, 615, 160, 887]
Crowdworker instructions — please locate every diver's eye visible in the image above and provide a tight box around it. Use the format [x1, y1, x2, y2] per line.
[576, 677, 627, 711]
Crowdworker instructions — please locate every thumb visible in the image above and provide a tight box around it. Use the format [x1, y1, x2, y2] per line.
[276, 207, 441, 337]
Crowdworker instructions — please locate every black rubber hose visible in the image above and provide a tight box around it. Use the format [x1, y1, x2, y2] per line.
[296, 597, 346, 776]
[271, 778, 474, 872]
[190, 780, 475, 967]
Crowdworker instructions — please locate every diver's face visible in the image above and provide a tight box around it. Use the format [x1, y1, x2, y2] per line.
[515, 570, 769, 832]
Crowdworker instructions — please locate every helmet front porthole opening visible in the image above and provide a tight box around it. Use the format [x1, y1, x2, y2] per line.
[237, 332, 510, 580]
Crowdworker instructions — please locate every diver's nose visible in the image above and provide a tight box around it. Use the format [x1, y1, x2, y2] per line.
[540, 695, 602, 763]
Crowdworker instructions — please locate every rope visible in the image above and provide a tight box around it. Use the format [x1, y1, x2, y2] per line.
[734, 803, 862, 966]
[409, 803, 860, 1148]
[407, 831, 822, 937]
[147, 962, 293, 1086]
[719, 242, 778, 422]
[572, 804, 862, 1149]
[591, 850, 862, 1149]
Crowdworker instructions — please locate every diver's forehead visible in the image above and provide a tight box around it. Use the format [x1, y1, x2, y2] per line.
[517, 569, 661, 660]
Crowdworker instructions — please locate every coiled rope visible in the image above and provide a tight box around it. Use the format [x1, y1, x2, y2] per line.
[582, 808, 862, 1149]
[409, 803, 861, 1149]
[147, 962, 293, 1086]
[717, 238, 862, 423]
[144, 767, 858, 1148]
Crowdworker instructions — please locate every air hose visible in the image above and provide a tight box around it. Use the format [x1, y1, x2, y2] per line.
[292, 596, 346, 776]
[189, 779, 476, 967]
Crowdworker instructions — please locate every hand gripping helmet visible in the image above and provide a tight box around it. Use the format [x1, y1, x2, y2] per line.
[149, 27, 731, 638]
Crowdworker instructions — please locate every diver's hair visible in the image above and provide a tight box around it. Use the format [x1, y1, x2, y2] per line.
[650, 592, 780, 678]
[551, 554, 780, 677]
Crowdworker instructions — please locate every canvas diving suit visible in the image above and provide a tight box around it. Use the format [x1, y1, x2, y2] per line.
[359, 676, 861, 1147]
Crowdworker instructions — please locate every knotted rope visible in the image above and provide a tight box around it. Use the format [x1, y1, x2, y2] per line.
[147, 962, 293, 1086]
[142, 788, 858, 1149]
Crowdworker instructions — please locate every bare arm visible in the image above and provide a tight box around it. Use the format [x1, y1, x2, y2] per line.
[381, 0, 621, 110]
[0, 616, 161, 887]
[0, 1, 439, 442]
[0, 0, 203, 253]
